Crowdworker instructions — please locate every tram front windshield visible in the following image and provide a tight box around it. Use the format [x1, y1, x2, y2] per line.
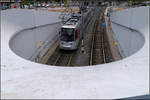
[61, 28, 75, 42]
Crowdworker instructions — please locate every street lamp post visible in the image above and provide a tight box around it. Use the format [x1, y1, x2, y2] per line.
[10, 0, 12, 8]
[34, 0, 37, 10]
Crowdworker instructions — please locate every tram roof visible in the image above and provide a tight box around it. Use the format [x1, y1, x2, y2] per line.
[62, 18, 80, 29]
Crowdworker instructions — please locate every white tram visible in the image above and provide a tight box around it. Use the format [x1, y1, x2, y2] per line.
[59, 15, 82, 50]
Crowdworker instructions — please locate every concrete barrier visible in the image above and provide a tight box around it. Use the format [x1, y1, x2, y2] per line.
[110, 6, 149, 34]
[110, 6, 149, 57]
[1, 7, 149, 99]
[1, 9, 61, 61]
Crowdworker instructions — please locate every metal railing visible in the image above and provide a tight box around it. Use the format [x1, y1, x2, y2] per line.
[0, 0, 22, 2]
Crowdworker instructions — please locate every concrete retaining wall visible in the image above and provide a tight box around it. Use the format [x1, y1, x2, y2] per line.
[1, 9, 61, 61]
[111, 7, 149, 34]
[110, 6, 149, 57]
[9, 23, 61, 60]
[1, 7, 149, 99]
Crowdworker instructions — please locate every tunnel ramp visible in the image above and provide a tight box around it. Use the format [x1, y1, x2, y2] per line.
[1, 7, 149, 99]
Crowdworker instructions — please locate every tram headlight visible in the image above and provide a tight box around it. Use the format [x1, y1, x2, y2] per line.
[70, 42, 73, 45]
[61, 42, 63, 44]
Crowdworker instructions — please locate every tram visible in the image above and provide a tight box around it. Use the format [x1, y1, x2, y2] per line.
[59, 16, 82, 50]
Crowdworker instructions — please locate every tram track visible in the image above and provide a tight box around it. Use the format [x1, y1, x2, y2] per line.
[54, 53, 73, 66]
[46, 7, 113, 67]
[89, 10, 109, 65]
[46, 8, 94, 67]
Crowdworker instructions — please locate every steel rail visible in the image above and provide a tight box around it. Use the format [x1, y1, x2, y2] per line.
[102, 28, 106, 63]
[90, 34, 95, 65]
[89, 17, 97, 65]
[53, 54, 61, 65]
[67, 54, 73, 66]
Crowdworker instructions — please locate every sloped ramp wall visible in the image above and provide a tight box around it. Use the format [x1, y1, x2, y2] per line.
[110, 6, 149, 57]
[9, 23, 61, 60]
[6, 9, 61, 61]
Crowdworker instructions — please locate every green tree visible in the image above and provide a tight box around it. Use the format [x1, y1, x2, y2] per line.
[64, 0, 68, 6]
[23, 0, 30, 5]
[127, 0, 132, 6]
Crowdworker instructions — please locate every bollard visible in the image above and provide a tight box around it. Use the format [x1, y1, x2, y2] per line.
[81, 39, 86, 54]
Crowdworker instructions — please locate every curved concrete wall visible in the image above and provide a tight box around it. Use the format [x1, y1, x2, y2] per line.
[1, 7, 149, 99]
[1, 9, 61, 61]
[110, 6, 149, 57]
[9, 23, 61, 60]
[111, 7, 149, 34]
[1, 9, 61, 32]
[111, 23, 145, 57]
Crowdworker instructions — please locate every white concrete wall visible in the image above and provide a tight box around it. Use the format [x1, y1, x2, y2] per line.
[1, 9, 61, 32]
[1, 8, 149, 99]
[9, 23, 61, 60]
[111, 7, 149, 35]
[111, 22, 145, 57]
[1, 9, 61, 61]
[110, 6, 149, 57]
